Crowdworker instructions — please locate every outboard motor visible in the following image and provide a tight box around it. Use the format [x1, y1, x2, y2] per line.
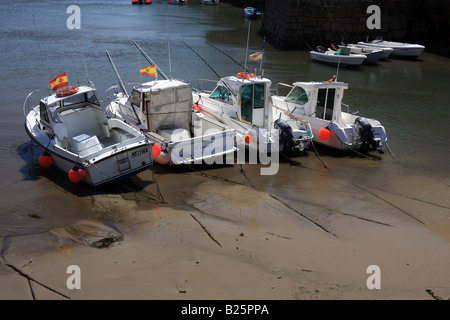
[354, 117, 381, 152]
[316, 45, 326, 53]
[275, 119, 299, 155]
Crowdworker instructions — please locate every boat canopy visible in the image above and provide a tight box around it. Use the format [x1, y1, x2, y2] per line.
[130, 79, 193, 133]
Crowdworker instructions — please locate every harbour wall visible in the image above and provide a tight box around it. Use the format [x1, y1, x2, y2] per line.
[223, 0, 450, 57]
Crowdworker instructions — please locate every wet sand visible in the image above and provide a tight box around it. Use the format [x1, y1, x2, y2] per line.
[1, 150, 449, 301]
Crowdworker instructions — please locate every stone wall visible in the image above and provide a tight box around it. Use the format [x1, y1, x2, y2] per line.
[258, 0, 450, 57]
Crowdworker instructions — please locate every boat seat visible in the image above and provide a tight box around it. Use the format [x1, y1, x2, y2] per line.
[69, 133, 103, 157]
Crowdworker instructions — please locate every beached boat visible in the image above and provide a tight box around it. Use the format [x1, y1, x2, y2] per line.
[132, 0, 152, 4]
[201, 0, 219, 4]
[24, 82, 155, 187]
[168, 0, 188, 4]
[310, 46, 367, 67]
[357, 39, 425, 58]
[244, 7, 261, 20]
[106, 79, 237, 165]
[192, 72, 312, 156]
[105, 46, 236, 166]
[271, 80, 387, 153]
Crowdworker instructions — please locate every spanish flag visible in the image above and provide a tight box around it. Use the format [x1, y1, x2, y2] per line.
[140, 65, 156, 76]
[49, 72, 69, 91]
[249, 51, 263, 61]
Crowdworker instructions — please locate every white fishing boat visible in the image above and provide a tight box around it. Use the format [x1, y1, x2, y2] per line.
[168, 0, 188, 4]
[201, 0, 219, 4]
[24, 83, 155, 187]
[106, 79, 237, 165]
[339, 44, 384, 64]
[347, 43, 393, 59]
[310, 46, 367, 67]
[105, 47, 236, 165]
[271, 80, 387, 153]
[192, 72, 312, 155]
[357, 39, 425, 58]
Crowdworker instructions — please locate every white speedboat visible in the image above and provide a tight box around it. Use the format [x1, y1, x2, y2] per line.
[357, 39, 425, 58]
[347, 43, 393, 59]
[168, 0, 187, 4]
[192, 72, 312, 156]
[106, 79, 237, 165]
[271, 80, 387, 153]
[24, 83, 155, 187]
[201, 0, 219, 4]
[310, 46, 367, 67]
[340, 44, 384, 64]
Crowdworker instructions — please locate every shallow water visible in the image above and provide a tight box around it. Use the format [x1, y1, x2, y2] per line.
[0, 0, 449, 238]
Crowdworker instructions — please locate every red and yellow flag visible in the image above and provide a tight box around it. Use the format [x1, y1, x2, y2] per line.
[49, 72, 69, 91]
[249, 51, 263, 61]
[140, 65, 156, 76]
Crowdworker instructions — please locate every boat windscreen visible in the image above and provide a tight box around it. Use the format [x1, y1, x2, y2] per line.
[63, 91, 99, 108]
[286, 86, 308, 105]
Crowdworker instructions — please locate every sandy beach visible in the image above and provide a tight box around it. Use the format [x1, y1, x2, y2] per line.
[1, 152, 449, 301]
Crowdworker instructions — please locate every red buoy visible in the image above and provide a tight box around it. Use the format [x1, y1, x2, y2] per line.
[318, 127, 332, 141]
[68, 166, 82, 183]
[77, 168, 87, 178]
[193, 104, 201, 111]
[152, 144, 161, 158]
[244, 134, 253, 144]
[38, 152, 53, 168]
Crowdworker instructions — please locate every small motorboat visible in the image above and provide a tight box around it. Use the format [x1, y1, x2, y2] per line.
[168, 0, 188, 4]
[24, 82, 155, 187]
[106, 79, 237, 165]
[192, 72, 312, 156]
[347, 43, 393, 59]
[244, 7, 261, 20]
[132, 0, 152, 4]
[201, 0, 219, 4]
[357, 38, 425, 58]
[310, 45, 367, 67]
[339, 44, 384, 64]
[105, 46, 236, 165]
[271, 80, 387, 153]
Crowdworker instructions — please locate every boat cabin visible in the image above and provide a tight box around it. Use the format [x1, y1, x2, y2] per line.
[126, 80, 192, 138]
[205, 74, 272, 127]
[280, 81, 348, 124]
[40, 86, 140, 157]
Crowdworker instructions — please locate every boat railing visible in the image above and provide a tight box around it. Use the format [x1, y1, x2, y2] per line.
[23, 89, 50, 119]
[194, 78, 217, 93]
[275, 82, 293, 96]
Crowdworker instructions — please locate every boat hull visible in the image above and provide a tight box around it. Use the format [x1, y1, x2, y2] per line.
[310, 51, 367, 66]
[357, 41, 425, 58]
[25, 108, 153, 187]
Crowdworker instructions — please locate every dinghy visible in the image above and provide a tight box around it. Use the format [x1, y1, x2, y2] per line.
[24, 82, 155, 187]
[271, 80, 387, 153]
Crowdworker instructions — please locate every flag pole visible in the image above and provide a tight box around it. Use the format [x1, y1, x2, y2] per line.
[259, 38, 265, 77]
[243, 20, 251, 79]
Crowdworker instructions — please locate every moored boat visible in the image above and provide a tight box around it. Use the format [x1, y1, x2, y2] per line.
[339, 44, 384, 64]
[24, 81, 155, 187]
[310, 45, 367, 67]
[192, 72, 312, 156]
[357, 39, 425, 58]
[201, 0, 219, 4]
[105, 47, 236, 166]
[168, 0, 188, 4]
[271, 80, 387, 153]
